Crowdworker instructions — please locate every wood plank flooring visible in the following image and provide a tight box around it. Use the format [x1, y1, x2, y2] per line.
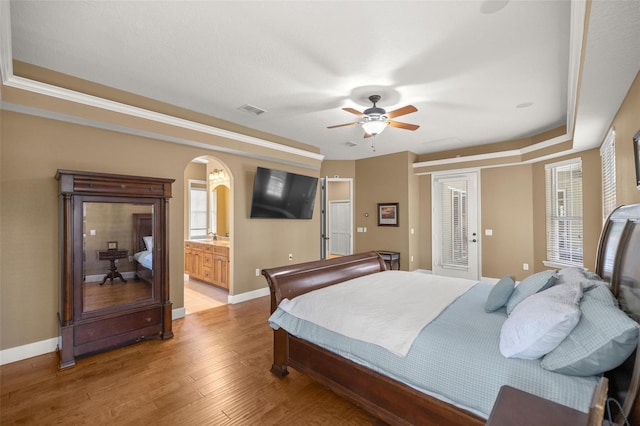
[0, 296, 380, 425]
[184, 276, 228, 314]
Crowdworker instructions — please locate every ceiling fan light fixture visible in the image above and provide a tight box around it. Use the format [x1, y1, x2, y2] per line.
[361, 119, 388, 136]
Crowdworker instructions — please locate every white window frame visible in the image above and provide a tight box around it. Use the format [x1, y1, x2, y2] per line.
[188, 179, 207, 239]
[600, 128, 616, 223]
[544, 158, 583, 268]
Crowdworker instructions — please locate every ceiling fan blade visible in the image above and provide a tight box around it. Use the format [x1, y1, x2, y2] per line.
[327, 121, 359, 129]
[363, 132, 373, 139]
[343, 107, 365, 117]
[389, 121, 420, 131]
[386, 105, 417, 119]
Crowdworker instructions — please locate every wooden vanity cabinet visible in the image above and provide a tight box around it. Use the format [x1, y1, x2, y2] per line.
[56, 170, 174, 369]
[184, 242, 229, 289]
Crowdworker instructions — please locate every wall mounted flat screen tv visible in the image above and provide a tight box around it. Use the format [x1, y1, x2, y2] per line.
[250, 167, 319, 219]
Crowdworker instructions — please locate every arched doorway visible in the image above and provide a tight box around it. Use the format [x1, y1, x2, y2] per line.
[183, 155, 233, 314]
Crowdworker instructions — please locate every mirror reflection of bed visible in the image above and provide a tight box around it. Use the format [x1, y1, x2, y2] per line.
[82, 203, 154, 312]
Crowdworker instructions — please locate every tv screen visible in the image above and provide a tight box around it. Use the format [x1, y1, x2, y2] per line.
[250, 167, 318, 219]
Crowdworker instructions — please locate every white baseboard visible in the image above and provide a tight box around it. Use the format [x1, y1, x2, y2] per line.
[0, 337, 59, 366]
[228, 286, 270, 304]
[172, 307, 186, 320]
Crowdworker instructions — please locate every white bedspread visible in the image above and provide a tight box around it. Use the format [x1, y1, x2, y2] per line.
[277, 270, 476, 357]
[133, 250, 152, 270]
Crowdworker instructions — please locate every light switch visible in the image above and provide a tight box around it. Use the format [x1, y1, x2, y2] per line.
[485, 229, 493, 236]
[90, 229, 96, 236]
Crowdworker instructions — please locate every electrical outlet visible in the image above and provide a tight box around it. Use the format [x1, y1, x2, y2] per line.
[523, 263, 529, 271]
[255, 268, 260, 277]
[288, 253, 293, 261]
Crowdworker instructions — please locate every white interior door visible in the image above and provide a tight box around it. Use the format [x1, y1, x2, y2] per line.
[329, 201, 351, 256]
[432, 172, 480, 280]
[321, 177, 353, 259]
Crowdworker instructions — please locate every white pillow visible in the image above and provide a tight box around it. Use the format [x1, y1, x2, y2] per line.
[143, 236, 153, 251]
[499, 282, 583, 360]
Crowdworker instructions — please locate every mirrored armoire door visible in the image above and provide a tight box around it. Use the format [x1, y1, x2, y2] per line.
[56, 170, 174, 369]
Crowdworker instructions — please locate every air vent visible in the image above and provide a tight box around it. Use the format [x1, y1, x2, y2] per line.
[237, 104, 266, 115]
[344, 141, 358, 147]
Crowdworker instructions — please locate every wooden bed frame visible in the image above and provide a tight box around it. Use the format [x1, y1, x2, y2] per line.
[132, 213, 153, 284]
[262, 204, 640, 425]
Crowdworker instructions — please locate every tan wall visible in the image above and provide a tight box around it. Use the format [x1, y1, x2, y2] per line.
[612, 72, 640, 207]
[481, 165, 535, 281]
[417, 175, 432, 270]
[354, 152, 413, 270]
[320, 160, 356, 179]
[0, 110, 320, 351]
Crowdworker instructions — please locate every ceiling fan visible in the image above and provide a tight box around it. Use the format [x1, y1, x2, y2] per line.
[327, 95, 419, 138]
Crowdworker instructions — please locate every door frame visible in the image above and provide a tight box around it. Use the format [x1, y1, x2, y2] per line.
[431, 170, 481, 280]
[320, 177, 354, 259]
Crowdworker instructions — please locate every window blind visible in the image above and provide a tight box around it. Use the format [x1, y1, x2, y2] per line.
[600, 128, 616, 223]
[545, 159, 583, 267]
[189, 186, 207, 239]
[439, 180, 468, 269]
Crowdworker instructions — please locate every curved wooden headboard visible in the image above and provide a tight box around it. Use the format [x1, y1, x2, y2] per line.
[262, 251, 387, 312]
[595, 204, 640, 424]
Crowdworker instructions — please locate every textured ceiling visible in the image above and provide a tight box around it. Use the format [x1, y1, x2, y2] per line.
[5, 1, 640, 161]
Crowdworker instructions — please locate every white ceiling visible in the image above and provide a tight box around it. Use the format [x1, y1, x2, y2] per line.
[5, 1, 640, 161]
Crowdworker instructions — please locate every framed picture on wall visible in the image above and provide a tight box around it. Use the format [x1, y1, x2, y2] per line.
[634, 130, 640, 190]
[377, 202, 399, 226]
[107, 241, 118, 250]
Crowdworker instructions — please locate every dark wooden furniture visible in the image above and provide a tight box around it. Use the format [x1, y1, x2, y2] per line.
[56, 170, 174, 369]
[376, 250, 400, 270]
[262, 203, 640, 426]
[487, 385, 587, 426]
[132, 213, 153, 284]
[487, 377, 608, 426]
[184, 241, 230, 289]
[98, 249, 129, 284]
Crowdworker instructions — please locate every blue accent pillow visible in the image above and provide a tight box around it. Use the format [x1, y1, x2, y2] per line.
[506, 270, 558, 315]
[485, 276, 515, 312]
[541, 286, 639, 376]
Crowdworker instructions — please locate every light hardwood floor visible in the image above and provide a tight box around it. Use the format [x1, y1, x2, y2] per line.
[0, 296, 379, 425]
[184, 276, 228, 314]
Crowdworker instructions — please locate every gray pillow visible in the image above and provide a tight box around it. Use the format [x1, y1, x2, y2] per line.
[541, 287, 639, 376]
[556, 266, 608, 291]
[485, 275, 515, 312]
[506, 270, 558, 315]
[556, 267, 587, 285]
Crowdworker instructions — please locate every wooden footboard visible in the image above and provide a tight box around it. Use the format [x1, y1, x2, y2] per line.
[262, 252, 483, 425]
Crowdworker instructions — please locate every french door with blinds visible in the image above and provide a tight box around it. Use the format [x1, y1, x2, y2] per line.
[432, 172, 479, 280]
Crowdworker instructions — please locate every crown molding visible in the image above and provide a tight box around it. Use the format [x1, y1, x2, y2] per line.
[0, 1, 586, 168]
[0, 4, 323, 164]
[566, 0, 587, 137]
